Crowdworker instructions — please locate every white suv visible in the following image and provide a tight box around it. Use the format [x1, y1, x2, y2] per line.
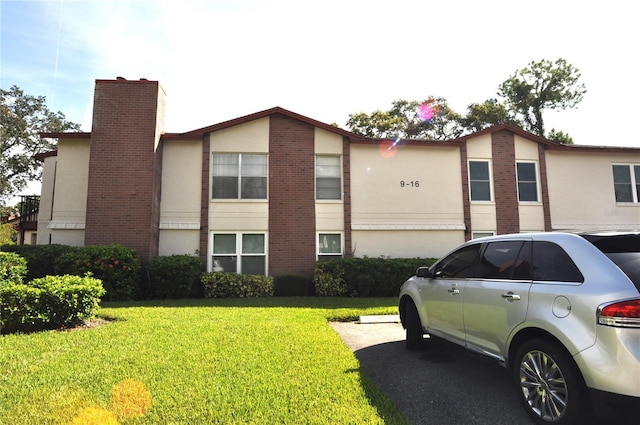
[398, 232, 640, 425]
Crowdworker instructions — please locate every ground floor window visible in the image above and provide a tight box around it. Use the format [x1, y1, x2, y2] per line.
[613, 164, 640, 203]
[211, 232, 266, 274]
[318, 233, 343, 260]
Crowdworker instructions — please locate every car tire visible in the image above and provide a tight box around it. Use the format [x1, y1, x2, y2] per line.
[405, 301, 423, 350]
[513, 339, 590, 425]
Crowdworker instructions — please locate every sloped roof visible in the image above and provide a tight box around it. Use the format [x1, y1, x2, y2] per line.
[162, 106, 367, 141]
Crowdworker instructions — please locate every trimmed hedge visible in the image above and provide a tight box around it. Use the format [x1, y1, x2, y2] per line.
[1, 244, 74, 281]
[148, 255, 203, 299]
[0, 274, 105, 334]
[273, 274, 311, 296]
[314, 257, 436, 297]
[202, 272, 274, 298]
[0, 251, 27, 286]
[54, 244, 140, 301]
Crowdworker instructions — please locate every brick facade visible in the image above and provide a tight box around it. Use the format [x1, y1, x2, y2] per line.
[492, 130, 520, 234]
[85, 79, 165, 263]
[268, 114, 317, 277]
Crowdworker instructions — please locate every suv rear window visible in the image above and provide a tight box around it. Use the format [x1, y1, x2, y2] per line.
[581, 234, 640, 290]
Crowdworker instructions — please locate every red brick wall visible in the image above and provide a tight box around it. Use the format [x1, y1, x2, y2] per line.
[268, 114, 316, 277]
[199, 135, 210, 265]
[342, 136, 352, 257]
[85, 79, 163, 263]
[538, 144, 552, 231]
[459, 143, 472, 241]
[492, 130, 520, 234]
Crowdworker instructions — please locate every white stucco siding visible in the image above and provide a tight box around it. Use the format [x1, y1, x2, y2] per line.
[546, 150, 640, 231]
[159, 229, 200, 256]
[352, 229, 465, 259]
[208, 117, 269, 152]
[315, 128, 344, 231]
[208, 119, 270, 231]
[350, 143, 464, 258]
[40, 138, 90, 245]
[515, 136, 545, 232]
[466, 134, 496, 232]
[159, 139, 202, 255]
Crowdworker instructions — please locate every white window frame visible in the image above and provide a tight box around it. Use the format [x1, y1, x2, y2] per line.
[315, 155, 342, 201]
[209, 232, 268, 275]
[211, 153, 268, 200]
[612, 164, 640, 203]
[468, 160, 493, 202]
[317, 232, 343, 260]
[516, 161, 540, 203]
[472, 231, 495, 239]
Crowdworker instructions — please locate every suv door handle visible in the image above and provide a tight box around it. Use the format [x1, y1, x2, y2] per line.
[501, 292, 521, 301]
[448, 288, 460, 294]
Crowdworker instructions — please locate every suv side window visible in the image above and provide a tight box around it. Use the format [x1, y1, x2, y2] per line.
[473, 241, 526, 279]
[434, 244, 481, 278]
[532, 241, 584, 283]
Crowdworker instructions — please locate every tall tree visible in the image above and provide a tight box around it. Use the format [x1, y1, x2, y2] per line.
[460, 99, 523, 133]
[347, 98, 464, 140]
[497, 58, 586, 137]
[0, 86, 80, 204]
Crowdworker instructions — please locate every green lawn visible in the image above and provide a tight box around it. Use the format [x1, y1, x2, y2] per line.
[0, 297, 409, 424]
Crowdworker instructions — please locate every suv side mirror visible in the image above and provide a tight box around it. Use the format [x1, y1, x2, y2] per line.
[416, 267, 434, 278]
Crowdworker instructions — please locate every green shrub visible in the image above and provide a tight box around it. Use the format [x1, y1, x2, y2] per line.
[0, 251, 27, 286]
[1, 244, 75, 281]
[148, 255, 203, 299]
[273, 274, 311, 296]
[0, 274, 104, 334]
[201, 272, 274, 298]
[313, 264, 348, 296]
[314, 257, 436, 297]
[54, 244, 140, 301]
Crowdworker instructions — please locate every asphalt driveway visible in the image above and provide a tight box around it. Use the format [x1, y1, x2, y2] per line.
[330, 318, 636, 425]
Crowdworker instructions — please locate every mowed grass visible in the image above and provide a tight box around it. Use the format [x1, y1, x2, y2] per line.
[0, 297, 409, 424]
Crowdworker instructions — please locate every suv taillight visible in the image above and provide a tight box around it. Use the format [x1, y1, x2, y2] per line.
[598, 299, 640, 328]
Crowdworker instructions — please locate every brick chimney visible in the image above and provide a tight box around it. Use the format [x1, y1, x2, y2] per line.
[84, 78, 166, 264]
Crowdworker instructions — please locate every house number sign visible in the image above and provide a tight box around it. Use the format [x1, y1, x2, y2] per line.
[400, 180, 420, 188]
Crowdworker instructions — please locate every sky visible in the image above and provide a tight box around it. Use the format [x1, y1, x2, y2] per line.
[1, 0, 639, 199]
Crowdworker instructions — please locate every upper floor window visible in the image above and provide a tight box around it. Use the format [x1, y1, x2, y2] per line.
[316, 155, 341, 200]
[212, 154, 267, 200]
[469, 160, 491, 201]
[613, 164, 640, 203]
[517, 162, 539, 202]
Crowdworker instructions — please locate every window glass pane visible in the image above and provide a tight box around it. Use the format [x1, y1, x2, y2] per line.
[319, 234, 341, 254]
[212, 256, 237, 273]
[241, 177, 267, 199]
[242, 155, 267, 177]
[435, 244, 481, 278]
[473, 241, 524, 279]
[517, 163, 538, 202]
[213, 234, 236, 254]
[613, 165, 633, 202]
[469, 161, 491, 201]
[532, 241, 583, 282]
[242, 256, 265, 275]
[213, 154, 238, 176]
[316, 156, 340, 177]
[470, 181, 491, 201]
[242, 234, 265, 254]
[316, 178, 341, 200]
[512, 241, 532, 280]
[469, 161, 489, 180]
[635, 166, 640, 201]
[213, 176, 238, 199]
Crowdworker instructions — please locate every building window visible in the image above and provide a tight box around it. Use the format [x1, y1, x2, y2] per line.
[212, 232, 266, 275]
[318, 233, 342, 260]
[316, 155, 341, 200]
[613, 164, 640, 203]
[517, 162, 538, 202]
[469, 160, 491, 201]
[212, 154, 267, 199]
[472, 231, 495, 239]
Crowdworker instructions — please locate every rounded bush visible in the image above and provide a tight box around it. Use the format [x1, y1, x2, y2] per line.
[0, 251, 27, 286]
[148, 255, 203, 299]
